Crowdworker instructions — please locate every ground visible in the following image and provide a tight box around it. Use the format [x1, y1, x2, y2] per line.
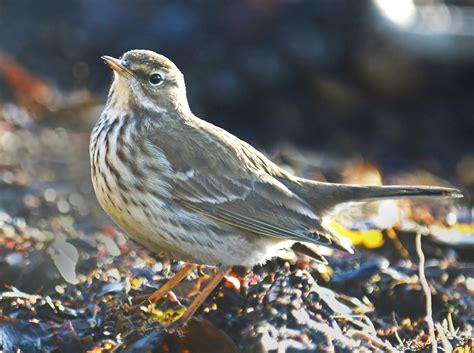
[0, 89, 472, 352]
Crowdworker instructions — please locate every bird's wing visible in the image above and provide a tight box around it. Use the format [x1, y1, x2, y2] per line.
[171, 170, 343, 247]
[143, 122, 348, 250]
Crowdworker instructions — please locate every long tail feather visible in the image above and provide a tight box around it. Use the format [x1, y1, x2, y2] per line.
[294, 180, 463, 215]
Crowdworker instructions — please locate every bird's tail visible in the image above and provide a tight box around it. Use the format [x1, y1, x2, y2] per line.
[294, 180, 463, 215]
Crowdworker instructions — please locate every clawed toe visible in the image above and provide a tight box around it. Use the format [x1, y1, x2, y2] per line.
[162, 317, 187, 334]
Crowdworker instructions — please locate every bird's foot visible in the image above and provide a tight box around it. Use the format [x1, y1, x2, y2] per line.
[127, 293, 187, 327]
[122, 301, 145, 315]
[186, 267, 211, 298]
[162, 316, 188, 334]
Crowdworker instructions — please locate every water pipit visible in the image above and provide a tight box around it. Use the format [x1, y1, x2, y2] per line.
[90, 49, 462, 328]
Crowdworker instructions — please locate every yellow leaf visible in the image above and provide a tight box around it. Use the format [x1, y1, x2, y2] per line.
[330, 221, 385, 249]
[146, 302, 186, 324]
[130, 277, 144, 289]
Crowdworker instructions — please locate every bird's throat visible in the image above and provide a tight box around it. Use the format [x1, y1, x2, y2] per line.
[107, 75, 132, 111]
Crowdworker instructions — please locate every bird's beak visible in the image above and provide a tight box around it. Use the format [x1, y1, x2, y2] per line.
[101, 55, 133, 77]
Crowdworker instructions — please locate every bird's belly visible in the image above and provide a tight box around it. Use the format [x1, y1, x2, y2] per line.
[117, 205, 291, 267]
[92, 173, 291, 266]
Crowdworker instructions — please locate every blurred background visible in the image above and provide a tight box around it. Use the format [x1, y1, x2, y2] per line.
[1, 0, 473, 170]
[0, 1, 472, 351]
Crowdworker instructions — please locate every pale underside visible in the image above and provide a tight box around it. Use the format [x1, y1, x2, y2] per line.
[90, 103, 344, 266]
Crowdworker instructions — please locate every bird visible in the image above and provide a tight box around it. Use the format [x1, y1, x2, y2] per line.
[91, 49, 462, 327]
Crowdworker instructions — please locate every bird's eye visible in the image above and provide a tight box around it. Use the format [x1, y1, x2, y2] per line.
[149, 73, 164, 86]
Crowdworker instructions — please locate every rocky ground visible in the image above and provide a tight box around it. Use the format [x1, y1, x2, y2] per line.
[0, 94, 471, 352]
[0, 1, 473, 350]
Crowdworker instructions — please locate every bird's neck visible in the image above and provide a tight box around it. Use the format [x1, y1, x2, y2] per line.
[170, 89, 192, 117]
[106, 75, 132, 112]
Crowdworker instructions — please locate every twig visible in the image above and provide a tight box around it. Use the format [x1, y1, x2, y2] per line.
[394, 329, 404, 347]
[435, 323, 452, 353]
[386, 228, 409, 258]
[447, 312, 456, 336]
[415, 232, 438, 353]
[349, 330, 400, 353]
[391, 313, 404, 347]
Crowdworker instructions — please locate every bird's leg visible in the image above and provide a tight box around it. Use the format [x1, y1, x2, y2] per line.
[197, 265, 210, 280]
[147, 263, 196, 304]
[167, 267, 231, 329]
[186, 265, 211, 298]
[127, 263, 196, 313]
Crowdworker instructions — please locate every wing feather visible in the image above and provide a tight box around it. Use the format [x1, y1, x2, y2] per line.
[143, 120, 348, 250]
[170, 171, 336, 247]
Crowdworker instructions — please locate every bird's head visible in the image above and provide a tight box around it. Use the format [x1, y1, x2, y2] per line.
[102, 50, 189, 113]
